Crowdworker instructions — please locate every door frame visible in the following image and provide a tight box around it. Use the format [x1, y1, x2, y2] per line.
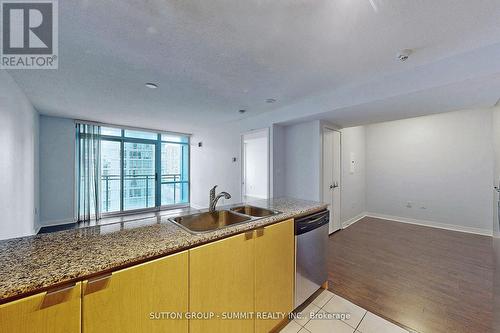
[320, 124, 342, 231]
[240, 128, 271, 201]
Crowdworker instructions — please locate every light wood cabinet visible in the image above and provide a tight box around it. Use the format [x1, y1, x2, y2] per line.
[82, 251, 188, 333]
[255, 219, 295, 333]
[189, 231, 256, 333]
[0, 282, 81, 333]
[189, 219, 295, 333]
[2, 219, 295, 333]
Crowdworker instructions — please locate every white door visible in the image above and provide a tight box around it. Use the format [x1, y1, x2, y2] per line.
[323, 128, 341, 234]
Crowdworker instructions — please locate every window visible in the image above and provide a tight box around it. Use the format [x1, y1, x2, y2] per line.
[79, 124, 190, 215]
[101, 140, 121, 213]
[161, 141, 189, 205]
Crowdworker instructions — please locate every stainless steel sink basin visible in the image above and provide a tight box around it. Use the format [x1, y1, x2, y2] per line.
[230, 205, 279, 218]
[169, 210, 251, 233]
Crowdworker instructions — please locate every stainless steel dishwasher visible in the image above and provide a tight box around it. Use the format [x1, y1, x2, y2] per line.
[295, 209, 329, 308]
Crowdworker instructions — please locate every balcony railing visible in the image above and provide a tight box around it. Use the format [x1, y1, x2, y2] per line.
[101, 173, 184, 212]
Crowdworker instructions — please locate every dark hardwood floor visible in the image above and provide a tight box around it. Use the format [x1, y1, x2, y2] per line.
[328, 217, 493, 333]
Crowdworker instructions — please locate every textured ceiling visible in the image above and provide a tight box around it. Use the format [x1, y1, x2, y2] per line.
[8, 0, 500, 132]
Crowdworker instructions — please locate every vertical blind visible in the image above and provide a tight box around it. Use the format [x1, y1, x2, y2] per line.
[76, 123, 101, 222]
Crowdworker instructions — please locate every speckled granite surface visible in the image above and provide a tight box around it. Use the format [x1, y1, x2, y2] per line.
[0, 198, 326, 303]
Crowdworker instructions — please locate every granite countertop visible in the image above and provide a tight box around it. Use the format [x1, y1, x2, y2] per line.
[0, 197, 327, 304]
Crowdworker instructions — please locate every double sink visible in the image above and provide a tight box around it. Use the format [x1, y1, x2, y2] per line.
[169, 205, 280, 234]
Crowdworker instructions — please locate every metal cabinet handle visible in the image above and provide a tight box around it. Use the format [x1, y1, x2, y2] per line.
[41, 283, 76, 309]
[244, 231, 254, 240]
[84, 273, 112, 295]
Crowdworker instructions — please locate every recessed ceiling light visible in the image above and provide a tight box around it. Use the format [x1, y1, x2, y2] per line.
[266, 98, 277, 104]
[145, 83, 158, 89]
[239, 109, 246, 114]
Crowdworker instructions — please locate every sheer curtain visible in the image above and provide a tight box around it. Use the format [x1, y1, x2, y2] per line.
[76, 123, 101, 222]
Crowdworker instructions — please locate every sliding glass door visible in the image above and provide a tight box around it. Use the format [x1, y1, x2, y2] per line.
[123, 142, 156, 211]
[101, 140, 121, 213]
[161, 138, 189, 205]
[88, 126, 189, 216]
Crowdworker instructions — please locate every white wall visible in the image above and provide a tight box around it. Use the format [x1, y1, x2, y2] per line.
[365, 109, 494, 233]
[284, 120, 321, 201]
[243, 133, 268, 199]
[193, 108, 496, 237]
[190, 125, 242, 208]
[492, 106, 500, 333]
[272, 124, 286, 197]
[340, 126, 366, 224]
[493, 106, 500, 237]
[39, 116, 75, 225]
[0, 71, 39, 240]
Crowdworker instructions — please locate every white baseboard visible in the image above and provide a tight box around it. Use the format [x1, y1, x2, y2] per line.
[365, 212, 493, 236]
[342, 212, 367, 229]
[39, 218, 76, 228]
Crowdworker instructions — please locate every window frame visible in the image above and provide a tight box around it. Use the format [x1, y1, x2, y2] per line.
[78, 123, 190, 217]
[159, 139, 190, 207]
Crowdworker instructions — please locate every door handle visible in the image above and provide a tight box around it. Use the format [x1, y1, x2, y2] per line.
[330, 182, 339, 189]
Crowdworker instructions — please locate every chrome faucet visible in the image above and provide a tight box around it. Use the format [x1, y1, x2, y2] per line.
[209, 185, 231, 212]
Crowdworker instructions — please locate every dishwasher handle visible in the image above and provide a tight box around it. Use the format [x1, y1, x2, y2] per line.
[295, 210, 329, 235]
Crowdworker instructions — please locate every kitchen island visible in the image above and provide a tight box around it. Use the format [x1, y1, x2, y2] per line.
[0, 197, 327, 303]
[0, 197, 327, 333]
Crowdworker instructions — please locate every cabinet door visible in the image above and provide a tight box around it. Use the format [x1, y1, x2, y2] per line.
[255, 219, 295, 333]
[82, 251, 188, 333]
[0, 282, 81, 333]
[189, 231, 255, 333]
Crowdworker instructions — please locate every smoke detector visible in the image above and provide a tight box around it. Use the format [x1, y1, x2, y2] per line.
[397, 49, 412, 62]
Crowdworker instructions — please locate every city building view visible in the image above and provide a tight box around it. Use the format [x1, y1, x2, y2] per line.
[85, 127, 189, 214]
